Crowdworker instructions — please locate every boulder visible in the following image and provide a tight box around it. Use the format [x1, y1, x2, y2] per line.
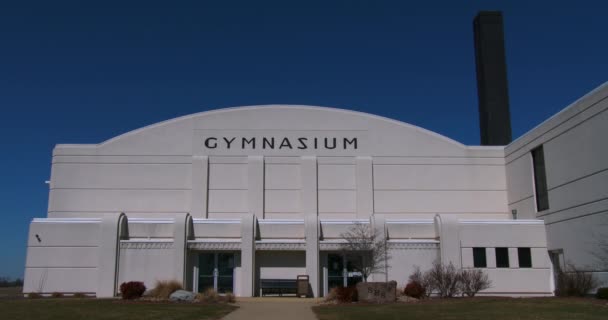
[356, 281, 397, 303]
[169, 290, 196, 302]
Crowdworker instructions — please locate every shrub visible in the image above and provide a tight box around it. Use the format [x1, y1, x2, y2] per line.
[148, 280, 183, 299]
[459, 269, 491, 297]
[324, 287, 338, 302]
[51, 292, 64, 298]
[196, 288, 219, 303]
[195, 289, 235, 303]
[119, 281, 146, 300]
[403, 281, 425, 299]
[73, 292, 87, 298]
[335, 286, 358, 303]
[409, 266, 432, 298]
[27, 292, 42, 299]
[426, 261, 460, 298]
[224, 291, 236, 303]
[555, 265, 598, 297]
[596, 287, 608, 300]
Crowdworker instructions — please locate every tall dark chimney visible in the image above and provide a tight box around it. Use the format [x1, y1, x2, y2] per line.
[474, 11, 512, 145]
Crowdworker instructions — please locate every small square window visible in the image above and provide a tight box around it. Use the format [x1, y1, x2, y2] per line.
[473, 247, 487, 268]
[496, 247, 509, 268]
[518, 248, 532, 268]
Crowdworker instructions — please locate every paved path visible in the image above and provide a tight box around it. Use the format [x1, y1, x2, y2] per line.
[222, 297, 320, 320]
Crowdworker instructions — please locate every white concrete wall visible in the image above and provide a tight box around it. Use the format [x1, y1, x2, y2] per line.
[505, 83, 608, 285]
[459, 221, 552, 295]
[386, 244, 439, 288]
[118, 244, 175, 290]
[24, 219, 101, 294]
[265, 161, 302, 219]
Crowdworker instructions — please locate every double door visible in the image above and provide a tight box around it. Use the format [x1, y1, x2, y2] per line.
[327, 253, 363, 289]
[199, 253, 235, 294]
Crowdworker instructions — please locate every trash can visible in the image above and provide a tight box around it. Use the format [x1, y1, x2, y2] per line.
[296, 275, 309, 298]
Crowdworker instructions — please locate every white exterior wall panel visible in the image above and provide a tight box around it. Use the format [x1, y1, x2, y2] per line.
[207, 190, 248, 213]
[24, 268, 98, 294]
[118, 246, 176, 290]
[49, 189, 190, 214]
[50, 163, 191, 189]
[318, 190, 356, 214]
[26, 247, 99, 268]
[374, 190, 508, 214]
[374, 164, 506, 190]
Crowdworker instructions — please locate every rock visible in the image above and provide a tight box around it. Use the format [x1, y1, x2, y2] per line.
[356, 281, 397, 303]
[169, 290, 196, 302]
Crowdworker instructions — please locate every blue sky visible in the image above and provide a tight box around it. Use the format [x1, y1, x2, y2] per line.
[0, 1, 606, 278]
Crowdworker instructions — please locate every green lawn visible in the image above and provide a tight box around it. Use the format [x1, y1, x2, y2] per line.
[1, 298, 237, 320]
[313, 298, 607, 320]
[0, 287, 22, 299]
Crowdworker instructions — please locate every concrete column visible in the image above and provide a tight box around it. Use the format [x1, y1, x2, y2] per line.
[240, 214, 256, 297]
[356, 156, 374, 218]
[97, 213, 125, 298]
[434, 214, 462, 268]
[190, 156, 209, 218]
[305, 215, 320, 297]
[248, 156, 264, 219]
[173, 213, 189, 284]
[301, 156, 319, 296]
[372, 214, 387, 282]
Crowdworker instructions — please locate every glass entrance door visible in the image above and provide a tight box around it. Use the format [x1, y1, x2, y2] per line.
[198, 253, 234, 293]
[327, 253, 364, 290]
[217, 253, 235, 294]
[328, 254, 344, 290]
[199, 253, 215, 292]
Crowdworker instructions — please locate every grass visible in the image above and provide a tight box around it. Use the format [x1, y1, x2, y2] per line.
[0, 287, 22, 299]
[313, 297, 608, 320]
[0, 298, 237, 320]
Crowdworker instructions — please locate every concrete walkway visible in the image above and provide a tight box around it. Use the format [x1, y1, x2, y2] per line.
[222, 297, 321, 320]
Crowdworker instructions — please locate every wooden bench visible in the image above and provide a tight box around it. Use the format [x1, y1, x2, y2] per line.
[259, 279, 298, 296]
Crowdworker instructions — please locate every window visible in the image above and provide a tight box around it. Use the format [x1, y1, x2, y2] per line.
[531, 146, 549, 211]
[473, 247, 487, 268]
[518, 248, 532, 268]
[495, 247, 509, 268]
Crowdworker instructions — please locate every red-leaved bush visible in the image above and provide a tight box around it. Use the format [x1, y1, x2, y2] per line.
[403, 281, 425, 299]
[119, 281, 146, 300]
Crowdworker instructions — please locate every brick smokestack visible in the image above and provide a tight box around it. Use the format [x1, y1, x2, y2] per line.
[474, 11, 512, 145]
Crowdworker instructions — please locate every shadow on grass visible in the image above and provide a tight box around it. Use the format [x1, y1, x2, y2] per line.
[1, 298, 237, 320]
[313, 297, 608, 320]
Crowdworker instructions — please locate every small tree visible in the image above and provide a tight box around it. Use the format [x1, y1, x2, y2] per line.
[459, 269, 491, 297]
[339, 222, 390, 282]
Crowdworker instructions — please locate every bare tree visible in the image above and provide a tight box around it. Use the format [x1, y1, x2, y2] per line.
[339, 222, 390, 282]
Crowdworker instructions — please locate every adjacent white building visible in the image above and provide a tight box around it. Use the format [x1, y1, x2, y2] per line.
[23, 82, 608, 297]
